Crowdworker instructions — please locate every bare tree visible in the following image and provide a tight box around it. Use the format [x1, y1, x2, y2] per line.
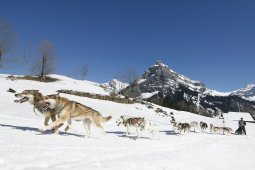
[80, 65, 88, 80]
[117, 67, 139, 83]
[0, 19, 16, 68]
[31, 40, 56, 79]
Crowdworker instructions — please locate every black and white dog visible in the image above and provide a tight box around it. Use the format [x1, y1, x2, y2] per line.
[200, 121, 208, 133]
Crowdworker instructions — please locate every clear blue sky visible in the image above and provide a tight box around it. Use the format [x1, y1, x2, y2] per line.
[0, 0, 254, 91]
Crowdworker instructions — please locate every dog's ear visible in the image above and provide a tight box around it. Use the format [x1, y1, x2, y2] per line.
[33, 90, 39, 94]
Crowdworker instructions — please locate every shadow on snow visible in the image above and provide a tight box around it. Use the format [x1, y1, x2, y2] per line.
[0, 123, 84, 137]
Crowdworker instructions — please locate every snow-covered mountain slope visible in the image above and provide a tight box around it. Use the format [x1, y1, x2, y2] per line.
[231, 84, 255, 101]
[0, 74, 110, 96]
[101, 79, 129, 94]
[0, 74, 255, 170]
[121, 61, 255, 118]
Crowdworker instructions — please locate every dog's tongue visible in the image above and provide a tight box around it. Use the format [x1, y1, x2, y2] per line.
[41, 102, 50, 110]
[14, 97, 28, 103]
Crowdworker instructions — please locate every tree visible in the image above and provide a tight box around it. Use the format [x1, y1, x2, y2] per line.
[117, 67, 139, 83]
[31, 40, 56, 79]
[80, 65, 88, 80]
[0, 19, 16, 68]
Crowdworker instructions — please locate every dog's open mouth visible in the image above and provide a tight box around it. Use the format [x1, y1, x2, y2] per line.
[14, 97, 29, 103]
[41, 102, 50, 110]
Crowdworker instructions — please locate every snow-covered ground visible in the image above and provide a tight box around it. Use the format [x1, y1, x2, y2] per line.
[0, 74, 255, 170]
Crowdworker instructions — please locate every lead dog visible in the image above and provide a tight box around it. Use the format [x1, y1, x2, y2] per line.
[14, 90, 64, 133]
[40, 94, 112, 137]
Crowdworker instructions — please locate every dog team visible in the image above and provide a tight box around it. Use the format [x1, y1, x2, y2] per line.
[14, 90, 234, 139]
[170, 116, 233, 135]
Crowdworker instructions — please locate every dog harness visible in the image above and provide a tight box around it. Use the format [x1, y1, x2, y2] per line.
[126, 118, 143, 126]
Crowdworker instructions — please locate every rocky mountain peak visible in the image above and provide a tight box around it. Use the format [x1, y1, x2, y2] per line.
[138, 61, 205, 93]
[231, 83, 255, 101]
[142, 61, 176, 80]
[121, 61, 255, 118]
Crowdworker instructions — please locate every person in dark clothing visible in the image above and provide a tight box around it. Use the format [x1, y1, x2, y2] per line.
[238, 117, 246, 135]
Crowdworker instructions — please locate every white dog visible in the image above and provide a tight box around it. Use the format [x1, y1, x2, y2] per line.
[190, 121, 199, 132]
[140, 120, 159, 139]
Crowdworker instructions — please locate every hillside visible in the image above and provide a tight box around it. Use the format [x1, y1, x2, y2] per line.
[121, 61, 255, 118]
[0, 74, 255, 170]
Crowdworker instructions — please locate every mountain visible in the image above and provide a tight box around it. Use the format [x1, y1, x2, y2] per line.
[101, 79, 129, 94]
[230, 84, 255, 101]
[121, 61, 255, 119]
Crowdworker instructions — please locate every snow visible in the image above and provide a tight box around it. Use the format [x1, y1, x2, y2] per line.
[101, 79, 128, 93]
[204, 88, 230, 96]
[137, 78, 146, 84]
[1, 74, 255, 170]
[230, 83, 255, 101]
[140, 91, 159, 99]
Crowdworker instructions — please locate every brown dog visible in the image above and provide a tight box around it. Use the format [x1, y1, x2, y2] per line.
[39, 94, 112, 137]
[14, 90, 64, 133]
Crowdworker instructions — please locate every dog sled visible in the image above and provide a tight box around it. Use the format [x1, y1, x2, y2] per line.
[235, 127, 243, 135]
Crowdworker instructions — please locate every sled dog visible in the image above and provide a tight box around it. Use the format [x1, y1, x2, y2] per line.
[40, 94, 112, 137]
[140, 120, 159, 139]
[210, 125, 224, 134]
[170, 116, 178, 132]
[177, 122, 191, 134]
[223, 127, 233, 134]
[116, 116, 145, 137]
[210, 125, 232, 135]
[200, 121, 208, 133]
[14, 90, 64, 133]
[190, 121, 199, 132]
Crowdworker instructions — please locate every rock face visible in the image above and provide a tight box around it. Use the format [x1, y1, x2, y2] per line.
[121, 61, 255, 119]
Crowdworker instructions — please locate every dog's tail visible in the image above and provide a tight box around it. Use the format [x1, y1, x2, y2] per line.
[100, 115, 112, 123]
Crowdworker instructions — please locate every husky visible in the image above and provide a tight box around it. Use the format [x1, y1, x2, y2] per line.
[140, 120, 159, 139]
[116, 116, 145, 137]
[39, 94, 112, 137]
[177, 123, 191, 134]
[223, 127, 233, 135]
[170, 116, 178, 132]
[210, 124, 233, 135]
[209, 123, 214, 132]
[14, 90, 65, 133]
[200, 121, 208, 133]
[190, 121, 199, 132]
[210, 125, 224, 134]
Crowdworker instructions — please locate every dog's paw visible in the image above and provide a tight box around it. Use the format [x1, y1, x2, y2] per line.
[53, 130, 59, 135]
[38, 127, 44, 132]
[40, 126, 49, 132]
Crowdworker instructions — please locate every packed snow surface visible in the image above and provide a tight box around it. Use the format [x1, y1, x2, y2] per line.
[0, 74, 255, 170]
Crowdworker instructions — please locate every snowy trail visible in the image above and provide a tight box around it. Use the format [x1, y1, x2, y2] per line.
[1, 115, 255, 170]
